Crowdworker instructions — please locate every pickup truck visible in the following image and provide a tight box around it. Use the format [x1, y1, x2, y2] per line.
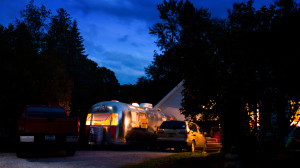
[17, 105, 79, 157]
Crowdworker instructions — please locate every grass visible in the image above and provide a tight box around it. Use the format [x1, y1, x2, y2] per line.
[123, 150, 300, 168]
[122, 151, 224, 168]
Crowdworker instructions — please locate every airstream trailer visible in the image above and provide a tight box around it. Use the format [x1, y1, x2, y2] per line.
[85, 101, 175, 146]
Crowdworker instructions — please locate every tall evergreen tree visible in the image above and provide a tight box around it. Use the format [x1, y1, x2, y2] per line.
[0, 1, 120, 147]
[18, 0, 50, 52]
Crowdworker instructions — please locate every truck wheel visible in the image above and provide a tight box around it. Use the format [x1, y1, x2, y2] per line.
[16, 150, 26, 158]
[66, 146, 76, 156]
[16, 145, 26, 158]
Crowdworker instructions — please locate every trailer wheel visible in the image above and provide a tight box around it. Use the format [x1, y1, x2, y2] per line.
[16, 144, 26, 158]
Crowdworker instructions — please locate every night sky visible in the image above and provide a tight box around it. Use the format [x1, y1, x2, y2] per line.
[0, 0, 296, 84]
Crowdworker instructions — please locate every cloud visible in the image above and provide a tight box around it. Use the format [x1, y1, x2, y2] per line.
[67, 0, 161, 24]
[90, 49, 148, 84]
[118, 35, 129, 42]
[5, 0, 281, 85]
[77, 13, 156, 83]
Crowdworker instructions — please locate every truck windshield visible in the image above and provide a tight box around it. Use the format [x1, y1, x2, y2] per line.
[26, 107, 66, 117]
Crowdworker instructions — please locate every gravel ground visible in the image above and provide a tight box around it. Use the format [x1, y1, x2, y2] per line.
[0, 150, 174, 168]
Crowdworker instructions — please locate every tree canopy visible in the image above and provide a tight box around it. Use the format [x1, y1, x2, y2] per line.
[0, 0, 119, 145]
[144, 0, 300, 153]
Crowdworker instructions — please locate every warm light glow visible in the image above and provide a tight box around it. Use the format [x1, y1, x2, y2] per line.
[125, 118, 129, 127]
[140, 114, 147, 123]
[246, 103, 260, 130]
[111, 113, 118, 125]
[257, 107, 260, 127]
[201, 100, 216, 110]
[86, 113, 92, 125]
[289, 100, 300, 127]
[131, 111, 139, 128]
[290, 121, 300, 127]
[86, 113, 119, 126]
[140, 113, 147, 128]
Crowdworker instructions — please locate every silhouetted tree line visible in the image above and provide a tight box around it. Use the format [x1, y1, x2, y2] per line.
[0, 0, 119, 146]
[137, 0, 300, 155]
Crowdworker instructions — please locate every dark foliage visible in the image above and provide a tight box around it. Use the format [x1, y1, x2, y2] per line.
[144, 0, 300, 154]
[0, 0, 119, 148]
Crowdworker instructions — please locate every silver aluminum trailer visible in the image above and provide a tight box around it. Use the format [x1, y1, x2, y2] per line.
[85, 101, 175, 146]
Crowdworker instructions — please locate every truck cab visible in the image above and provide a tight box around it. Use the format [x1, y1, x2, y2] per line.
[17, 105, 79, 157]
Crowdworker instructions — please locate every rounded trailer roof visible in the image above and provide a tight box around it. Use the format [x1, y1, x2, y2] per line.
[88, 101, 145, 114]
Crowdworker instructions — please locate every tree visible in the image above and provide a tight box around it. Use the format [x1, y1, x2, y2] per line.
[18, 0, 50, 52]
[148, 0, 300, 154]
[47, 8, 120, 117]
[149, 0, 182, 51]
[0, 1, 120, 147]
[143, 0, 188, 105]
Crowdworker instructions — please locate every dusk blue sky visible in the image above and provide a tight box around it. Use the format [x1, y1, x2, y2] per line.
[1, 0, 298, 84]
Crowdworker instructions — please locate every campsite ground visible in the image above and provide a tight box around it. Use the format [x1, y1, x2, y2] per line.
[1, 145, 298, 168]
[127, 150, 300, 168]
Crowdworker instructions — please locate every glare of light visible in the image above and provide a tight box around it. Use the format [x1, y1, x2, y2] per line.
[125, 118, 129, 127]
[290, 121, 300, 127]
[132, 103, 139, 107]
[86, 120, 91, 125]
[291, 121, 296, 126]
[86, 113, 92, 125]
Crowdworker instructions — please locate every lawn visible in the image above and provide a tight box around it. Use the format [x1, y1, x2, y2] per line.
[123, 149, 300, 168]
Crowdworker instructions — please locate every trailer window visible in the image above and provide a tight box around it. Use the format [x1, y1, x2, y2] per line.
[140, 113, 147, 129]
[140, 113, 147, 123]
[86, 113, 118, 126]
[111, 113, 118, 125]
[131, 111, 139, 128]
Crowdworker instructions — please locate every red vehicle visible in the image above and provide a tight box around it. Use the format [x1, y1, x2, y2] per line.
[17, 105, 79, 157]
